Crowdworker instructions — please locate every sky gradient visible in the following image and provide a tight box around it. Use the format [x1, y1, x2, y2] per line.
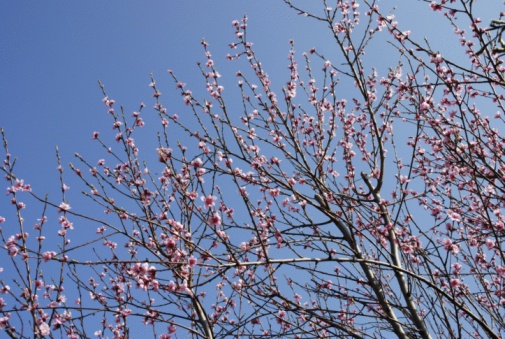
[1, 1, 501, 192]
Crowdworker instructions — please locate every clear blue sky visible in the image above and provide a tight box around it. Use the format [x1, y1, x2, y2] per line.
[1, 1, 503, 336]
[1, 1, 500, 194]
[1, 1, 323, 192]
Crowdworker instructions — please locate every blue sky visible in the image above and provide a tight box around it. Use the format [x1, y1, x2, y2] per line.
[1, 1, 319, 191]
[1, 1, 349, 195]
[1, 1, 501, 192]
[1, 0, 504, 336]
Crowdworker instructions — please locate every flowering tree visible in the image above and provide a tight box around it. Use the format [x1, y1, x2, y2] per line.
[2, 0, 505, 338]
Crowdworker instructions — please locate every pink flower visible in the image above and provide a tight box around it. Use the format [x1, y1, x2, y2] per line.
[42, 251, 56, 262]
[191, 158, 203, 168]
[447, 209, 461, 222]
[420, 101, 431, 112]
[38, 321, 50, 335]
[201, 195, 217, 209]
[270, 157, 281, 165]
[208, 213, 222, 227]
[442, 238, 453, 251]
[11, 179, 31, 192]
[157, 147, 172, 162]
[58, 202, 71, 213]
[188, 255, 197, 267]
[239, 187, 248, 197]
[59, 216, 73, 229]
[168, 280, 177, 293]
[269, 188, 280, 197]
[399, 175, 410, 184]
[9, 247, 19, 257]
[442, 238, 460, 254]
[179, 280, 193, 296]
[430, 1, 443, 11]
[486, 239, 495, 250]
[450, 279, 460, 289]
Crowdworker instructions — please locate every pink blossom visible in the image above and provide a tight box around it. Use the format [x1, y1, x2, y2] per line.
[167, 280, 177, 293]
[270, 157, 281, 165]
[447, 209, 461, 222]
[38, 321, 50, 335]
[269, 188, 280, 197]
[420, 101, 431, 112]
[485, 239, 495, 250]
[58, 202, 70, 213]
[42, 251, 57, 262]
[191, 157, 203, 168]
[179, 280, 193, 296]
[0, 314, 11, 328]
[442, 238, 460, 254]
[11, 179, 31, 192]
[399, 175, 410, 184]
[449, 279, 460, 289]
[157, 147, 172, 162]
[59, 216, 73, 229]
[188, 256, 197, 267]
[430, 1, 443, 11]
[239, 187, 248, 197]
[442, 238, 453, 251]
[8, 247, 18, 257]
[201, 195, 217, 209]
[208, 213, 222, 227]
